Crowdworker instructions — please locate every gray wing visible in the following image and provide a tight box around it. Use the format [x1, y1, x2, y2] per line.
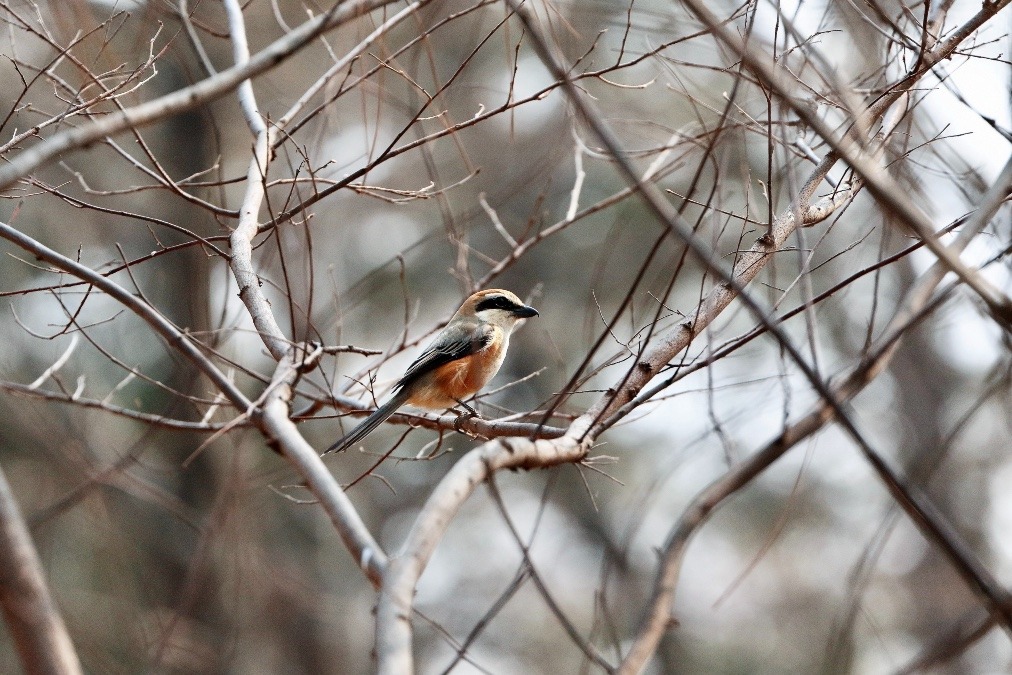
[395, 320, 493, 391]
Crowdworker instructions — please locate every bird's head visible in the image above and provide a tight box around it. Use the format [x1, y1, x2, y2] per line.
[458, 289, 539, 329]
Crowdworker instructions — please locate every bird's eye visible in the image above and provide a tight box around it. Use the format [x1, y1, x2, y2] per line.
[476, 295, 513, 313]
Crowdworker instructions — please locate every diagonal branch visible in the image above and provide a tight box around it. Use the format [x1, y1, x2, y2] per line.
[0, 461, 82, 674]
[518, 8, 1012, 667]
[679, 0, 1012, 325]
[260, 345, 388, 586]
[617, 153, 1012, 674]
[0, 220, 251, 410]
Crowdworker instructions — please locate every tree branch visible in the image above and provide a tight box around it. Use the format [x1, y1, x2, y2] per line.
[0, 462, 82, 674]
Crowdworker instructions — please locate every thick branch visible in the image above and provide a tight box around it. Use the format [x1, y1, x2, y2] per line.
[260, 346, 388, 586]
[375, 415, 594, 673]
[0, 463, 82, 674]
[227, 0, 425, 361]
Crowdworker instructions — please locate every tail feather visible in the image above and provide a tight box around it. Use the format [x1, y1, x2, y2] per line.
[324, 389, 411, 455]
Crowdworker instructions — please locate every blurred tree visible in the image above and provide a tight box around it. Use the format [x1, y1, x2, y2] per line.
[0, 0, 1009, 672]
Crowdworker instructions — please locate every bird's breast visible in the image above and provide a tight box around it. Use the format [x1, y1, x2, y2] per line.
[406, 330, 508, 409]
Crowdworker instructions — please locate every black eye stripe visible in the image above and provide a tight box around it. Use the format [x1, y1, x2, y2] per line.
[475, 295, 515, 312]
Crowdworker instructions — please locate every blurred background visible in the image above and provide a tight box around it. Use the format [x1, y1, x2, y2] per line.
[0, 0, 1010, 672]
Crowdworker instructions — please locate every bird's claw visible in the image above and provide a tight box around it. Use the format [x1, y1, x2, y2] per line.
[451, 398, 483, 435]
[453, 410, 478, 434]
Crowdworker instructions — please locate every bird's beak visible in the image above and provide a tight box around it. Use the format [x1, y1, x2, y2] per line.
[513, 304, 539, 319]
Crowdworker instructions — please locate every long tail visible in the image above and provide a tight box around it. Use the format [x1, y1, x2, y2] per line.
[324, 388, 411, 455]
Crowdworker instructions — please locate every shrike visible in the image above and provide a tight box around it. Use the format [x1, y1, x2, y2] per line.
[325, 289, 539, 454]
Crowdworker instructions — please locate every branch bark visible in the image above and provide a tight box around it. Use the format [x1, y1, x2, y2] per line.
[259, 345, 389, 586]
[376, 415, 595, 674]
[0, 463, 82, 675]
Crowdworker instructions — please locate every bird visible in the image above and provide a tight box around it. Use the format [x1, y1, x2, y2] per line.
[324, 289, 539, 455]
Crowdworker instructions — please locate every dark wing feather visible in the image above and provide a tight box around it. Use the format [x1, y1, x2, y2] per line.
[395, 321, 493, 390]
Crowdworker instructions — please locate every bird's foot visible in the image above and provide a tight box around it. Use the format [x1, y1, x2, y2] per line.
[453, 409, 478, 434]
[451, 399, 487, 437]
[453, 398, 480, 417]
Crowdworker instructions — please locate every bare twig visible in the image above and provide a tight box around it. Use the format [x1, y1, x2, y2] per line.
[679, 0, 1012, 325]
[618, 153, 1012, 675]
[0, 220, 251, 410]
[0, 0, 398, 192]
